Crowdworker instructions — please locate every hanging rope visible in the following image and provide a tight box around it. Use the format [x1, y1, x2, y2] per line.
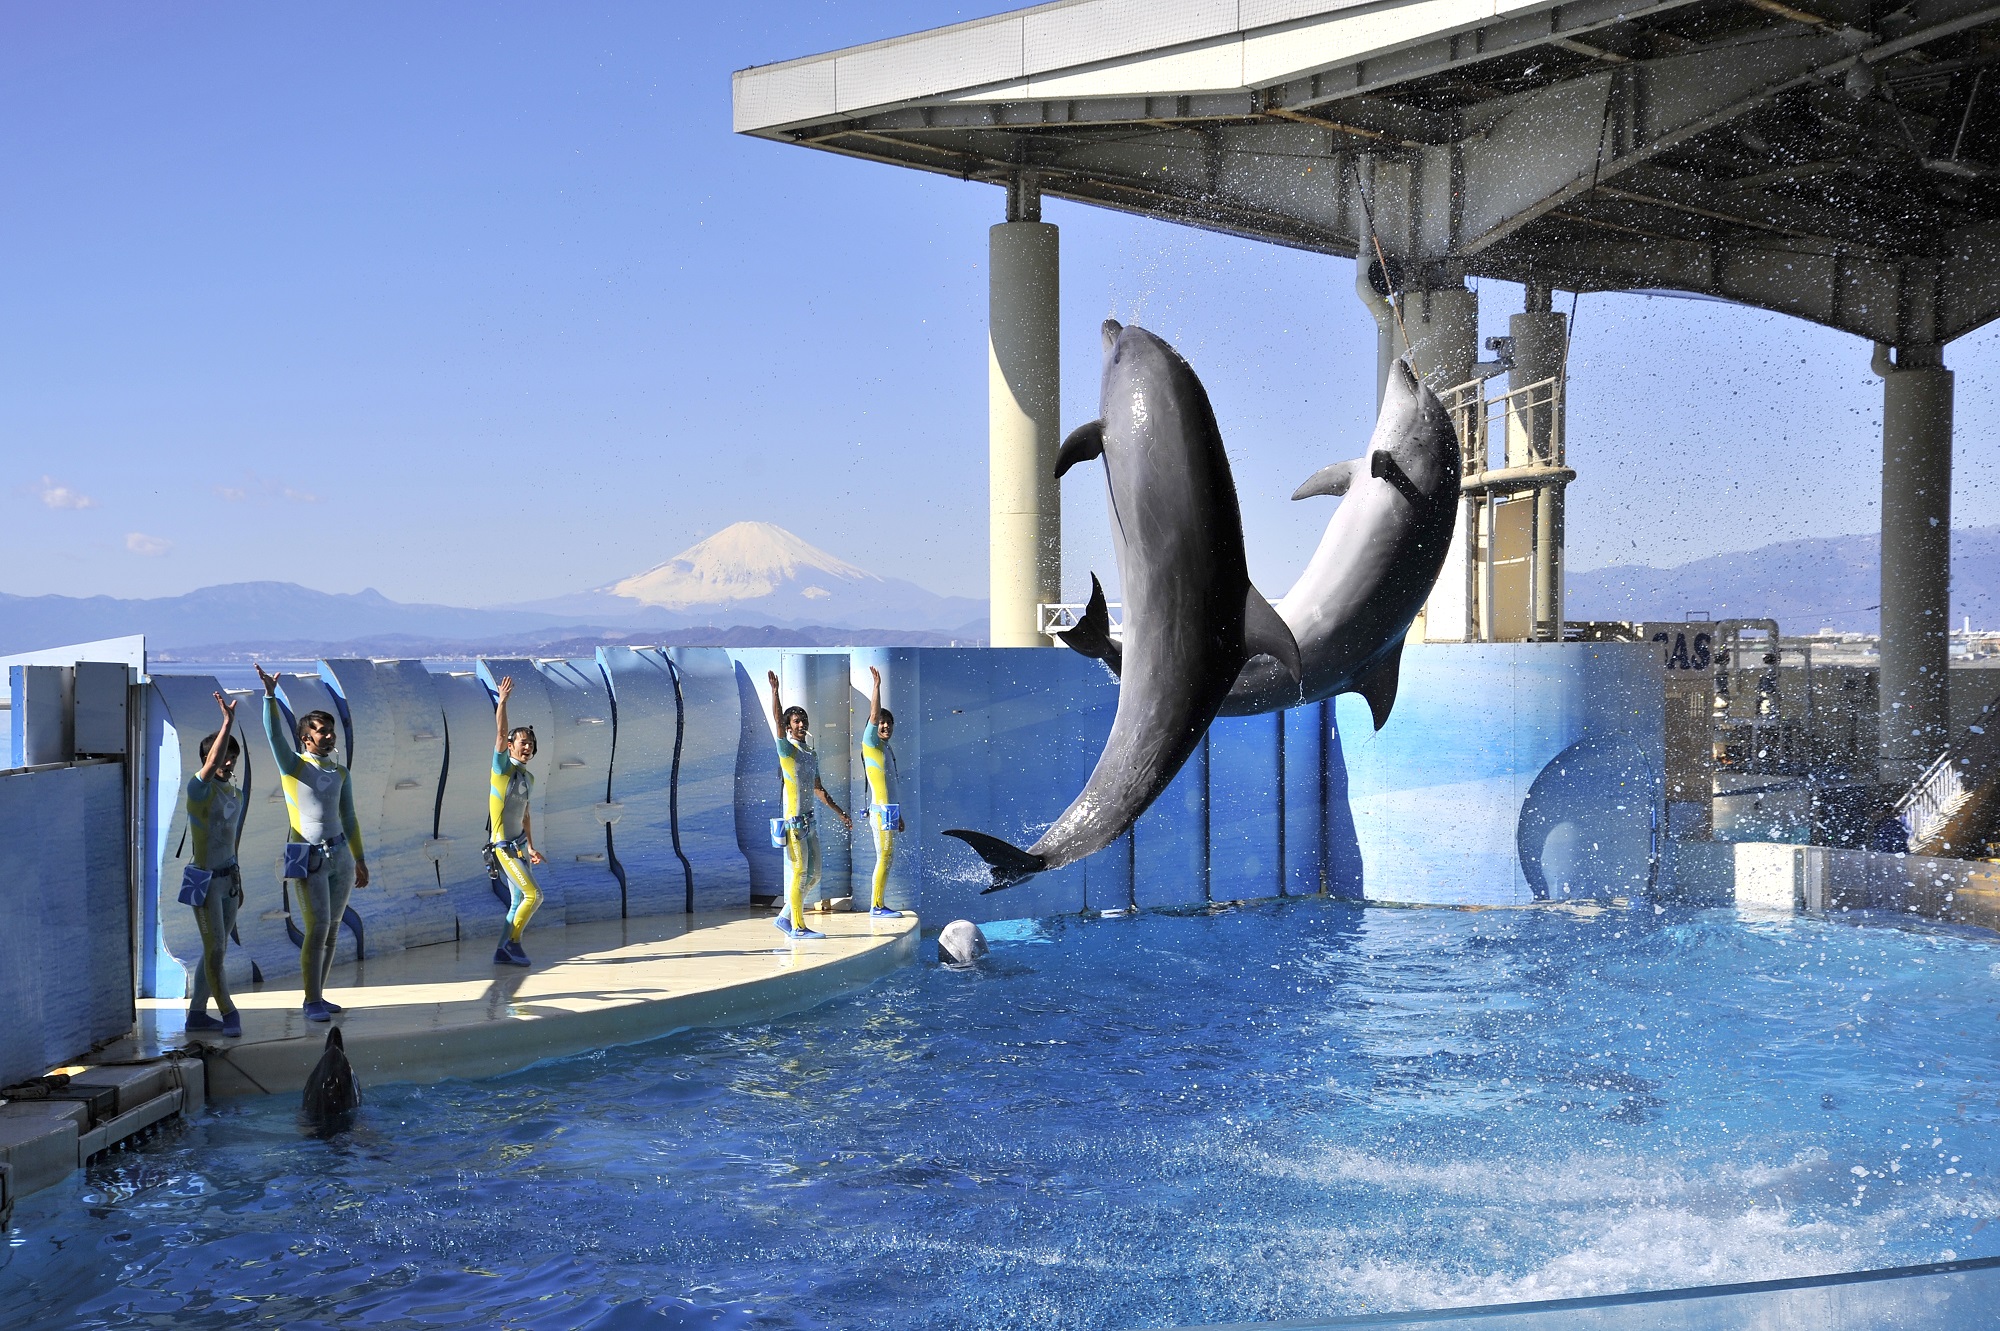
[1354, 164, 1413, 355]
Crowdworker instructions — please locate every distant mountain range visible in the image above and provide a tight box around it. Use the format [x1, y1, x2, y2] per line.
[0, 524, 987, 658]
[1567, 526, 2000, 633]
[7, 523, 1994, 660]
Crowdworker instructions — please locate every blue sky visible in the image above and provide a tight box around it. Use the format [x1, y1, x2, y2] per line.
[3, 1, 1994, 609]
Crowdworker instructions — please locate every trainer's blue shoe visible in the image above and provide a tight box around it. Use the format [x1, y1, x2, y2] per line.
[303, 1000, 332, 1023]
[185, 1011, 224, 1032]
[773, 917, 825, 940]
[220, 1011, 243, 1038]
[869, 906, 901, 919]
[494, 941, 530, 967]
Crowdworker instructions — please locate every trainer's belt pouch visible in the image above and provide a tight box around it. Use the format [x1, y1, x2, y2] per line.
[768, 817, 788, 848]
[875, 803, 900, 828]
[282, 841, 328, 880]
[177, 864, 214, 907]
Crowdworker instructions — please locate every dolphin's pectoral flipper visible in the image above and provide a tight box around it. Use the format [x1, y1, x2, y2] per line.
[1370, 450, 1424, 505]
[943, 828, 1048, 892]
[1056, 573, 1124, 675]
[1292, 459, 1359, 500]
[1056, 420, 1106, 478]
[1243, 587, 1302, 684]
[1348, 640, 1404, 730]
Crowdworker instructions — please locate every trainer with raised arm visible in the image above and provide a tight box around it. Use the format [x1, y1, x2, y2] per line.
[182, 692, 246, 1037]
[255, 662, 368, 1022]
[488, 675, 546, 967]
[860, 666, 904, 919]
[767, 670, 850, 940]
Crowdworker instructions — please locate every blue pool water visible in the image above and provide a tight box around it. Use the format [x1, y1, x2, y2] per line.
[4, 899, 1997, 1330]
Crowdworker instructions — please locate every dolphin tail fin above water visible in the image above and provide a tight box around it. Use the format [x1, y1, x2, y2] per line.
[1292, 458, 1359, 500]
[1347, 640, 1405, 730]
[1056, 573, 1124, 674]
[1055, 420, 1105, 478]
[1243, 587, 1302, 684]
[942, 828, 1048, 892]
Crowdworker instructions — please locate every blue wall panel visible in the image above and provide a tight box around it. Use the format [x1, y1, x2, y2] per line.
[1337, 643, 1664, 904]
[1133, 734, 1209, 910]
[845, 650, 921, 914]
[1208, 712, 1283, 902]
[916, 649, 1116, 924]
[470, 662, 567, 930]
[1279, 703, 1326, 896]
[478, 659, 621, 925]
[669, 648, 749, 913]
[0, 761, 130, 1086]
[728, 649, 786, 901]
[432, 671, 504, 941]
[321, 659, 452, 953]
[597, 647, 684, 918]
[781, 651, 853, 904]
[147, 674, 224, 1000]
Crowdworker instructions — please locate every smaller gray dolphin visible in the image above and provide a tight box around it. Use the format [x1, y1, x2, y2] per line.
[937, 919, 990, 965]
[301, 1027, 361, 1133]
[1062, 357, 1460, 728]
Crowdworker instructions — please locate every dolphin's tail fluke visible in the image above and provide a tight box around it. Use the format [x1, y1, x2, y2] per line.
[943, 829, 1048, 893]
[1055, 573, 1124, 675]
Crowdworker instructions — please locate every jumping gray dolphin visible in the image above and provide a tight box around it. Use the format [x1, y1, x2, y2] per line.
[1061, 356, 1460, 728]
[945, 320, 1300, 891]
[300, 1027, 361, 1133]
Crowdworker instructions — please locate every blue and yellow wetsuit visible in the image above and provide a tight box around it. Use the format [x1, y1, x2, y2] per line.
[184, 770, 244, 1020]
[489, 749, 541, 952]
[776, 733, 822, 929]
[262, 696, 363, 1010]
[860, 721, 899, 910]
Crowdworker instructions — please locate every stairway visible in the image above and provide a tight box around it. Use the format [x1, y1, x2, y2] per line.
[1895, 694, 2000, 858]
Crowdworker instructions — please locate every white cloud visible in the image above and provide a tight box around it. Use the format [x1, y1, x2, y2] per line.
[125, 532, 172, 557]
[39, 476, 96, 510]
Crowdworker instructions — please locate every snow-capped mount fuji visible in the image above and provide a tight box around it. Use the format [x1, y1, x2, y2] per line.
[520, 523, 987, 633]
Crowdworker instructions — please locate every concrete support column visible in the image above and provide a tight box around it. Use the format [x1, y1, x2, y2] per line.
[1875, 342, 1954, 781]
[989, 179, 1061, 647]
[1407, 286, 1479, 640]
[1509, 285, 1568, 641]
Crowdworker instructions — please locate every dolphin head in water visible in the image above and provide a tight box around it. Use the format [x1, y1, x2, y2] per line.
[300, 1026, 362, 1134]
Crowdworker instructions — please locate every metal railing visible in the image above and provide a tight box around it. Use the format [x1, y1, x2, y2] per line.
[1038, 601, 1124, 640]
[1894, 749, 1970, 848]
[1440, 373, 1565, 484]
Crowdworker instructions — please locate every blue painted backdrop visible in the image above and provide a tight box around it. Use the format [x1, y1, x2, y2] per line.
[134, 642, 1666, 996]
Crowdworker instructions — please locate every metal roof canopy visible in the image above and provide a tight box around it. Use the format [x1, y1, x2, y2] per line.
[734, 0, 2000, 347]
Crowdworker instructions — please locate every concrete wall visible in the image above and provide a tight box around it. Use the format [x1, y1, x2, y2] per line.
[0, 760, 130, 1088]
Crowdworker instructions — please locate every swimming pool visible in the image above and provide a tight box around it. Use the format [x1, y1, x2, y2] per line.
[4, 898, 1996, 1329]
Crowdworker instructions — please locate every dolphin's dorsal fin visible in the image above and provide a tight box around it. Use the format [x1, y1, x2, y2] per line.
[1292, 459, 1358, 500]
[1349, 640, 1404, 730]
[1243, 587, 1302, 684]
[1056, 420, 1106, 478]
[1056, 572, 1124, 676]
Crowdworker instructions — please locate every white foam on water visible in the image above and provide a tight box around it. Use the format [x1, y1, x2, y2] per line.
[1245, 1141, 1992, 1313]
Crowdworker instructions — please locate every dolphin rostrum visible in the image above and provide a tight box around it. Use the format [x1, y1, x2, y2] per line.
[1062, 355, 1461, 728]
[945, 320, 1300, 891]
[300, 1026, 362, 1133]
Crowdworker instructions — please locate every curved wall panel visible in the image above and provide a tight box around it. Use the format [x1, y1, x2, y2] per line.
[478, 659, 621, 924]
[596, 647, 684, 918]
[470, 662, 565, 929]
[146, 674, 225, 999]
[320, 660, 451, 952]
[667, 647, 749, 912]
[433, 671, 507, 940]
[728, 649, 786, 900]
[846, 650, 921, 914]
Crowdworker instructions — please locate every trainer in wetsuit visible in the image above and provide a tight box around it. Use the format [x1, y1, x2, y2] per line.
[255, 662, 369, 1022]
[766, 670, 850, 939]
[860, 665, 904, 919]
[488, 675, 545, 967]
[184, 691, 246, 1037]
